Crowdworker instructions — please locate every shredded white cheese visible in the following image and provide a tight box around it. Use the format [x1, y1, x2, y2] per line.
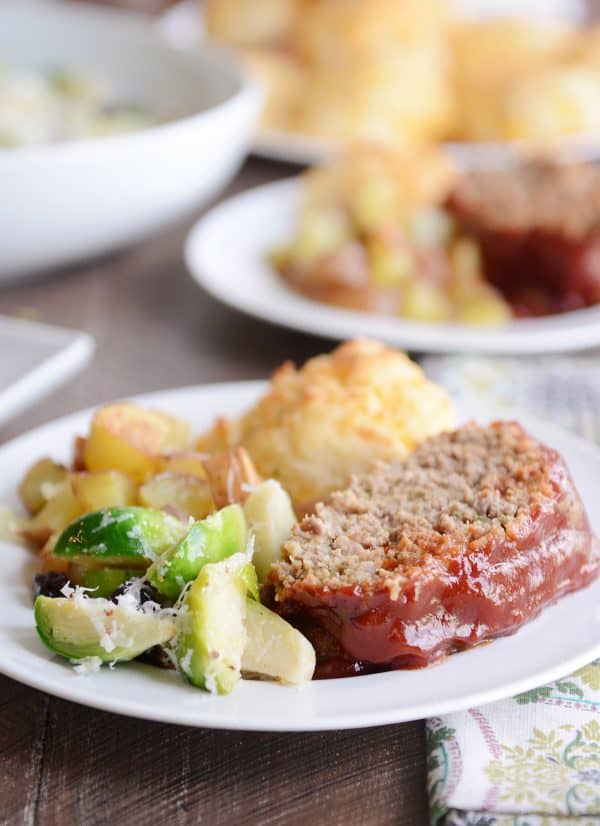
[72, 656, 103, 675]
[179, 648, 193, 677]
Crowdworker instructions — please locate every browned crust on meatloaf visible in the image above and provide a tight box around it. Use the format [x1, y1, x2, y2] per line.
[274, 421, 563, 599]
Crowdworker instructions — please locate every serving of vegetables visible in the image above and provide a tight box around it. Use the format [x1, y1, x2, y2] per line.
[18, 402, 315, 695]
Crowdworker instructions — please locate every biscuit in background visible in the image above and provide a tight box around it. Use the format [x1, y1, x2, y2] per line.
[238, 49, 306, 132]
[291, 0, 453, 65]
[204, 0, 305, 49]
[448, 17, 579, 141]
[290, 0, 454, 144]
[562, 25, 600, 70]
[295, 41, 454, 145]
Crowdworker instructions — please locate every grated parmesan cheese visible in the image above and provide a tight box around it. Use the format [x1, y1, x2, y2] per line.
[72, 656, 103, 675]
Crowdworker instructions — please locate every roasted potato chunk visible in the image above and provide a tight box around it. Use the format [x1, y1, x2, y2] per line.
[22, 481, 82, 546]
[138, 473, 214, 521]
[202, 448, 262, 510]
[71, 471, 137, 512]
[40, 534, 70, 574]
[83, 403, 191, 483]
[72, 436, 87, 471]
[159, 452, 208, 479]
[162, 415, 192, 453]
[196, 416, 240, 454]
[18, 459, 69, 515]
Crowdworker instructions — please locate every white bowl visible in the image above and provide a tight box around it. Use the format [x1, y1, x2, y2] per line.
[0, 1, 261, 280]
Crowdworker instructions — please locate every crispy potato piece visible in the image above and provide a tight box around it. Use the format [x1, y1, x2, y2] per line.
[40, 534, 70, 573]
[162, 414, 192, 453]
[138, 473, 214, 521]
[159, 452, 208, 479]
[83, 403, 190, 483]
[22, 481, 82, 547]
[18, 458, 69, 515]
[202, 448, 262, 510]
[72, 436, 87, 471]
[196, 416, 240, 454]
[71, 471, 137, 512]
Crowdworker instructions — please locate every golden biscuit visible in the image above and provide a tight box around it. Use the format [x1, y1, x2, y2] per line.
[204, 0, 303, 48]
[239, 49, 306, 131]
[196, 340, 456, 504]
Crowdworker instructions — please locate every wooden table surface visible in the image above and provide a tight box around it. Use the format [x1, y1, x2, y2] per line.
[0, 158, 429, 825]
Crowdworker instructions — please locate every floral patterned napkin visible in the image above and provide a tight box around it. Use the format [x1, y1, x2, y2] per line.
[422, 356, 600, 825]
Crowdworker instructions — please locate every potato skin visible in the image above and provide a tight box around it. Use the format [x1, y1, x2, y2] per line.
[71, 471, 137, 512]
[197, 340, 455, 504]
[21, 481, 82, 546]
[202, 448, 262, 510]
[83, 403, 190, 483]
[159, 452, 208, 479]
[138, 473, 214, 521]
[18, 458, 68, 515]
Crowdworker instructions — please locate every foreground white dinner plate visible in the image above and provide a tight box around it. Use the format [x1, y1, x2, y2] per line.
[1, 381, 600, 731]
[186, 179, 600, 355]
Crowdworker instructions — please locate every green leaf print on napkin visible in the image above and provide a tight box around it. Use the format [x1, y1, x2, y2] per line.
[514, 661, 600, 705]
[484, 721, 600, 815]
[575, 660, 600, 692]
[427, 722, 456, 824]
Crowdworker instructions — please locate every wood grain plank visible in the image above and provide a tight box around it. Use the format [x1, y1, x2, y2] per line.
[0, 158, 320, 444]
[35, 698, 428, 825]
[0, 677, 48, 826]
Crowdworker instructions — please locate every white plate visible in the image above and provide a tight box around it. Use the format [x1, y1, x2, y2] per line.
[185, 178, 600, 355]
[0, 316, 94, 427]
[1, 381, 600, 731]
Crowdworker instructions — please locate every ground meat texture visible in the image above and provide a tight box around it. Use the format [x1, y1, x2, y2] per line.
[270, 421, 600, 676]
[447, 161, 600, 317]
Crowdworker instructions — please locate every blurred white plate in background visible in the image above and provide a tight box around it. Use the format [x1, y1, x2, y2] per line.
[186, 178, 600, 355]
[0, 316, 94, 428]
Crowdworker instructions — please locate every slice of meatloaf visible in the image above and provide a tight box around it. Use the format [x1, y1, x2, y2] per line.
[270, 421, 599, 677]
[446, 161, 600, 316]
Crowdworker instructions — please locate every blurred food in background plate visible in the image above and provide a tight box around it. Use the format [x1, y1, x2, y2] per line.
[447, 160, 600, 316]
[204, 0, 600, 158]
[204, 0, 302, 49]
[210, 0, 454, 147]
[272, 147, 600, 325]
[0, 63, 154, 148]
[449, 18, 600, 143]
[271, 145, 511, 326]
